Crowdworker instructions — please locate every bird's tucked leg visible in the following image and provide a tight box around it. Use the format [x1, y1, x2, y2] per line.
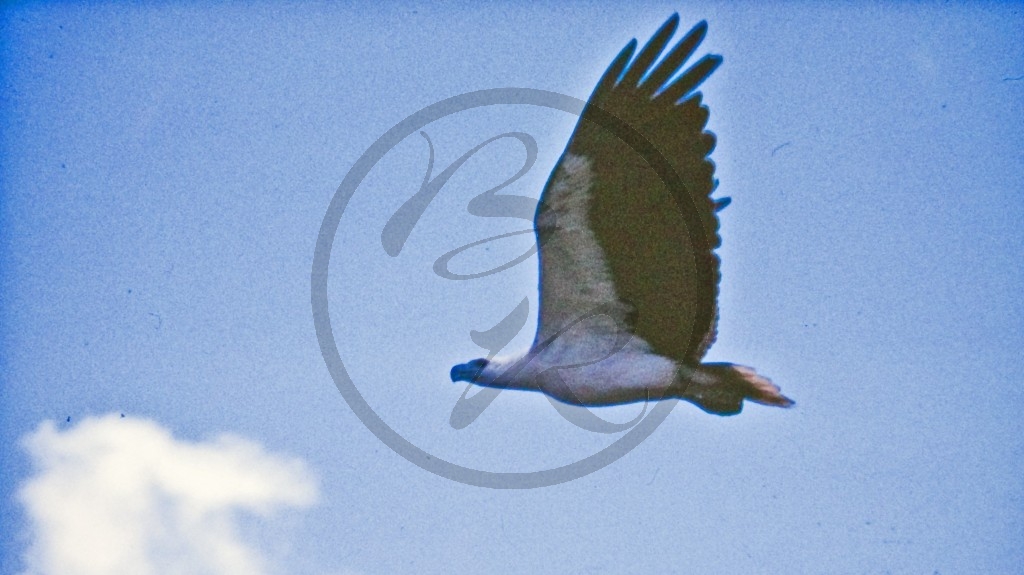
[679, 362, 794, 416]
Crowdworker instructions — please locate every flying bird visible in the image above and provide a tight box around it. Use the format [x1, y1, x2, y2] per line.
[450, 15, 793, 415]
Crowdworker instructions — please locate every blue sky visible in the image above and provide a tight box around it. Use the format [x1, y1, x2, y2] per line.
[2, 2, 1022, 574]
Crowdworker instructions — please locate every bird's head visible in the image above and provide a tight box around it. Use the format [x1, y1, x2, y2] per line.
[449, 358, 489, 384]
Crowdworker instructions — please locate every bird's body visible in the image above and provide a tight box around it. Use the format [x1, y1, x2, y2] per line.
[450, 15, 793, 416]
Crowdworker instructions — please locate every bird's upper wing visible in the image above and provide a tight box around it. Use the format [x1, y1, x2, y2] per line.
[534, 15, 724, 364]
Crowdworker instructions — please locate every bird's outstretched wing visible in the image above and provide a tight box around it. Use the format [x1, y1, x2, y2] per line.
[534, 15, 725, 364]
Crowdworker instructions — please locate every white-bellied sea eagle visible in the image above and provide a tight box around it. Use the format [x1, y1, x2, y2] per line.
[450, 15, 794, 415]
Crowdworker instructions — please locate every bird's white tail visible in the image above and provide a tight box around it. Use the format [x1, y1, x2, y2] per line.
[683, 362, 794, 416]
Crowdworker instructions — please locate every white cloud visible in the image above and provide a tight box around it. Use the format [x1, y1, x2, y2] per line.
[17, 414, 319, 575]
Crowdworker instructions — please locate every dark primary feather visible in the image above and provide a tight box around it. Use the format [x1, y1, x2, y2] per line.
[537, 14, 726, 364]
[638, 19, 708, 95]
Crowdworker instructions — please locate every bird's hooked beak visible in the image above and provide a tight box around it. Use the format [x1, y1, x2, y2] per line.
[450, 359, 487, 383]
[450, 363, 478, 383]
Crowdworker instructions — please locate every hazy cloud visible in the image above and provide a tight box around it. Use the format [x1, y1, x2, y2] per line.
[17, 414, 319, 575]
